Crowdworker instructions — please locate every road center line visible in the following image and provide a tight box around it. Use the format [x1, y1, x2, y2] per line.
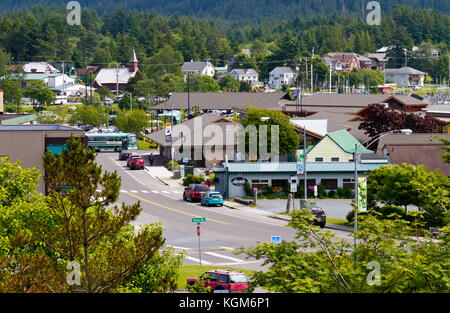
[123, 192, 230, 226]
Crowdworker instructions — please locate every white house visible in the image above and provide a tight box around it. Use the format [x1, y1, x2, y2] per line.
[230, 69, 259, 83]
[322, 57, 343, 73]
[181, 61, 215, 78]
[383, 67, 426, 88]
[268, 67, 297, 89]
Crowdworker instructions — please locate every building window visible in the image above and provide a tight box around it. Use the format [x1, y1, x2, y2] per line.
[321, 179, 338, 190]
[343, 178, 355, 189]
[251, 179, 269, 190]
[331, 157, 340, 162]
[315, 158, 324, 162]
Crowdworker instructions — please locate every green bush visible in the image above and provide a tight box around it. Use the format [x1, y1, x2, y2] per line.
[182, 174, 204, 186]
[346, 210, 369, 223]
[166, 160, 179, 171]
[265, 185, 273, 195]
[244, 183, 252, 197]
[327, 190, 336, 197]
[337, 187, 354, 199]
[318, 184, 326, 198]
[376, 205, 406, 220]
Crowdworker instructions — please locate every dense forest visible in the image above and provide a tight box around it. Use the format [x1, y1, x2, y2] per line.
[0, 0, 449, 20]
[0, 5, 449, 99]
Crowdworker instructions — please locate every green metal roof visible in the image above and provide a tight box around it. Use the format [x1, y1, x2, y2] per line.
[1, 114, 37, 125]
[326, 129, 373, 154]
[216, 162, 389, 173]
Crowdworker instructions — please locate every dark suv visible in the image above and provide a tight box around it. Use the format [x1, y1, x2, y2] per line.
[183, 184, 210, 202]
[311, 208, 326, 228]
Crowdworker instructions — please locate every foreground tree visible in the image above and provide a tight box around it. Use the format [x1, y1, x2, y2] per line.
[41, 136, 166, 292]
[23, 80, 56, 108]
[239, 209, 449, 293]
[367, 163, 449, 227]
[0, 138, 177, 293]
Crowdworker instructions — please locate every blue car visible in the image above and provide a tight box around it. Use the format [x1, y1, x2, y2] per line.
[119, 150, 131, 160]
[201, 191, 224, 207]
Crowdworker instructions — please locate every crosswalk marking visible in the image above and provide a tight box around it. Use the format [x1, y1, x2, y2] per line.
[130, 190, 138, 193]
[204, 252, 243, 263]
[151, 190, 160, 194]
[185, 256, 212, 265]
[162, 191, 170, 194]
[141, 190, 149, 193]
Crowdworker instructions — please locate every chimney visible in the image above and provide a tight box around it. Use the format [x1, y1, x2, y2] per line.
[129, 49, 138, 73]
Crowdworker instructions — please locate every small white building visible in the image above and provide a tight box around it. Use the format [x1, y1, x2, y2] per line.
[383, 67, 426, 88]
[181, 61, 215, 78]
[23, 62, 60, 74]
[230, 69, 259, 83]
[268, 67, 297, 89]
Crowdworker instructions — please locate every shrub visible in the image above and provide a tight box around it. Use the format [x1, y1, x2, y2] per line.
[376, 205, 406, 220]
[272, 186, 284, 194]
[182, 174, 204, 186]
[337, 187, 354, 199]
[243, 183, 252, 197]
[346, 209, 369, 223]
[265, 185, 273, 195]
[166, 160, 179, 171]
[327, 190, 336, 198]
[318, 184, 326, 198]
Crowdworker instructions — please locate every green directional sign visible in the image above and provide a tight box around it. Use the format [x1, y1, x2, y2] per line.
[192, 217, 206, 223]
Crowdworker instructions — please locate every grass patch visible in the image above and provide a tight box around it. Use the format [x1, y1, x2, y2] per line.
[327, 218, 352, 227]
[177, 265, 254, 290]
[137, 139, 156, 150]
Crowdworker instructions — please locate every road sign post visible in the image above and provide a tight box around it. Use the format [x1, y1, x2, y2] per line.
[192, 217, 206, 265]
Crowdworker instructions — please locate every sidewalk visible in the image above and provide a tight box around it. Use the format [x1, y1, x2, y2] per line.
[223, 200, 353, 232]
[144, 166, 183, 187]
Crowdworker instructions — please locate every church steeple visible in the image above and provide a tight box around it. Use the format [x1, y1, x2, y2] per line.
[129, 49, 138, 73]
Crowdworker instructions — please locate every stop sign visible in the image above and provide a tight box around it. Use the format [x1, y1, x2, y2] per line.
[197, 225, 200, 236]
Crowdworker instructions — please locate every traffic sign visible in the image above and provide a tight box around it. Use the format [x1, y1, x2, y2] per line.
[271, 236, 281, 244]
[290, 183, 297, 193]
[192, 217, 206, 223]
[197, 225, 200, 236]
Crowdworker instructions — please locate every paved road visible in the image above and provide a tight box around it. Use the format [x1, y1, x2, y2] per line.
[96, 152, 354, 272]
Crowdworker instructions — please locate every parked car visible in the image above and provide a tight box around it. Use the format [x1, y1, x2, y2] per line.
[183, 184, 210, 202]
[201, 191, 223, 207]
[126, 155, 141, 167]
[119, 150, 131, 161]
[187, 270, 250, 293]
[311, 208, 326, 228]
[129, 156, 145, 170]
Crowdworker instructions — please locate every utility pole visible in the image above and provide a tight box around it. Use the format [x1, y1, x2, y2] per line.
[130, 92, 132, 111]
[311, 48, 314, 94]
[353, 143, 358, 263]
[329, 64, 332, 93]
[116, 63, 119, 97]
[187, 72, 191, 119]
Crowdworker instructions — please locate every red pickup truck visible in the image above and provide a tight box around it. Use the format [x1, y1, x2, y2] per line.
[187, 270, 250, 293]
[183, 184, 210, 202]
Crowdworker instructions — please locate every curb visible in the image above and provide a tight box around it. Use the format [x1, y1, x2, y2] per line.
[223, 203, 240, 210]
[155, 176, 169, 186]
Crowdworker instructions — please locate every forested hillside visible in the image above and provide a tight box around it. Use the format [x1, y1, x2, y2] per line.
[0, 5, 448, 88]
[0, 0, 448, 20]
